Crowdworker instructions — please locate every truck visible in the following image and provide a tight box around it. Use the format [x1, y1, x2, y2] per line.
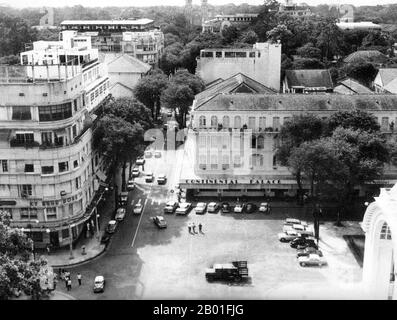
[205, 261, 249, 282]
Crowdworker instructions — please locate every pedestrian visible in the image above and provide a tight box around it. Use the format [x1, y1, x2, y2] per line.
[46, 245, 50, 255]
[192, 222, 196, 234]
[67, 278, 72, 291]
[198, 223, 203, 233]
[77, 273, 82, 286]
[188, 223, 191, 234]
[53, 278, 57, 290]
[58, 268, 62, 278]
[90, 220, 95, 236]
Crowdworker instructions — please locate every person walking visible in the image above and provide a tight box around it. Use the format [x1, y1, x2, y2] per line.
[46, 245, 50, 255]
[53, 278, 57, 291]
[198, 223, 203, 233]
[188, 223, 191, 234]
[77, 273, 82, 286]
[67, 278, 72, 291]
[192, 222, 196, 234]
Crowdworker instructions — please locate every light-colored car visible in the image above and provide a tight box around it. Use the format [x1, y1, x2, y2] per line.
[106, 220, 117, 234]
[119, 192, 128, 206]
[157, 174, 167, 185]
[153, 216, 167, 228]
[127, 179, 135, 191]
[145, 172, 154, 183]
[136, 158, 145, 166]
[283, 223, 314, 236]
[133, 203, 143, 215]
[207, 202, 219, 213]
[259, 202, 270, 213]
[131, 168, 140, 177]
[93, 275, 105, 293]
[144, 150, 153, 158]
[176, 202, 192, 215]
[195, 202, 207, 214]
[285, 218, 308, 227]
[164, 200, 179, 214]
[278, 230, 301, 242]
[115, 208, 126, 221]
[154, 151, 162, 158]
[234, 203, 245, 213]
[298, 254, 327, 267]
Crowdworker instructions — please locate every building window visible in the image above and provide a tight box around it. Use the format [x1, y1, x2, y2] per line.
[211, 155, 218, 169]
[380, 222, 392, 240]
[233, 155, 241, 168]
[222, 155, 230, 170]
[74, 99, 78, 112]
[58, 161, 69, 173]
[234, 116, 241, 128]
[20, 184, 33, 196]
[249, 52, 255, 58]
[1, 160, 8, 172]
[222, 116, 230, 128]
[24, 164, 34, 173]
[41, 166, 54, 174]
[210, 116, 218, 127]
[15, 133, 34, 144]
[273, 117, 280, 131]
[259, 117, 266, 130]
[46, 207, 57, 220]
[73, 160, 79, 168]
[198, 135, 206, 148]
[215, 51, 222, 58]
[62, 228, 69, 238]
[248, 117, 256, 130]
[257, 135, 265, 149]
[31, 232, 43, 242]
[199, 116, 206, 127]
[381, 117, 389, 130]
[75, 177, 81, 189]
[41, 132, 53, 145]
[12, 106, 31, 120]
[38, 103, 72, 121]
[72, 125, 77, 138]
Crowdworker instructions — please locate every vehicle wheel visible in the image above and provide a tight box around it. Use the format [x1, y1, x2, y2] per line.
[300, 262, 305, 267]
[280, 238, 285, 242]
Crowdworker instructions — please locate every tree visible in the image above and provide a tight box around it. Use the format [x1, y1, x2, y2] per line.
[159, 42, 184, 75]
[171, 69, 205, 95]
[238, 30, 258, 45]
[343, 61, 378, 87]
[291, 58, 326, 70]
[296, 43, 322, 60]
[93, 115, 145, 190]
[252, 0, 280, 41]
[275, 115, 326, 201]
[0, 55, 20, 65]
[327, 109, 381, 134]
[0, 210, 48, 300]
[315, 17, 343, 59]
[161, 84, 194, 128]
[266, 24, 293, 53]
[221, 25, 240, 44]
[133, 70, 169, 118]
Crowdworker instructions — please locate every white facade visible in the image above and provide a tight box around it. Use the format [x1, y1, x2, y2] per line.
[196, 42, 282, 92]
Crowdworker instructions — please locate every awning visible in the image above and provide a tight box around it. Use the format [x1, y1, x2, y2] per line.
[96, 170, 107, 182]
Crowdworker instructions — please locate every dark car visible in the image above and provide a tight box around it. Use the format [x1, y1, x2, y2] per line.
[290, 237, 317, 249]
[245, 203, 256, 213]
[221, 202, 231, 213]
[296, 247, 323, 258]
[100, 233, 111, 244]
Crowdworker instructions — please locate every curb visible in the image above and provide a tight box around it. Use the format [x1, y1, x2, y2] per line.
[50, 244, 108, 269]
[50, 290, 77, 300]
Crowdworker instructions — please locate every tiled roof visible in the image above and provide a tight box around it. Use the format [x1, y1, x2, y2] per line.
[101, 53, 151, 74]
[343, 50, 388, 64]
[194, 93, 397, 112]
[194, 73, 276, 108]
[384, 77, 397, 94]
[334, 78, 373, 94]
[377, 68, 397, 87]
[284, 69, 333, 89]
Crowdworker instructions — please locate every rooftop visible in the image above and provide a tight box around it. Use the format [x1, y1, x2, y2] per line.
[101, 53, 151, 74]
[344, 50, 388, 64]
[334, 78, 373, 95]
[284, 69, 333, 89]
[377, 68, 397, 86]
[61, 19, 154, 26]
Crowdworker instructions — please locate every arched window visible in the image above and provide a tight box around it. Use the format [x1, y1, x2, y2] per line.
[234, 116, 241, 128]
[251, 154, 264, 167]
[211, 116, 218, 127]
[199, 116, 206, 128]
[257, 135, 265, 149]
[380, 222, 392, 240]
[222, 115, 230, 128]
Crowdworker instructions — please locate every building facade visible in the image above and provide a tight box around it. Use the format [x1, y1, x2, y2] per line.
[202, 13, 259, 33]
[283, 69, 334, 94]
[0, 32, 110, 249]
[196, 42, 282, 92]
[279, 0, 313, 18]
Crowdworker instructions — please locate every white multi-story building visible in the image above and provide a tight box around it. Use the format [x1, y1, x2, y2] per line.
[196, 42, 282, 92]
[0, 32, 110, 249]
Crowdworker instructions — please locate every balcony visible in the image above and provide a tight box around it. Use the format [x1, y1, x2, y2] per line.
[10, 138, 40, 148]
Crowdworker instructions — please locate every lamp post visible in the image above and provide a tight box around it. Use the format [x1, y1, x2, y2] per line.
[69, 223, 75, 260]
[31, 219, 39, 260]
[95, 210, 100, 240]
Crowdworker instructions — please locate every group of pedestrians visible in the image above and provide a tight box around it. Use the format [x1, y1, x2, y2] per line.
[59, 269, 82, 291]
[188, 222, 204, 235]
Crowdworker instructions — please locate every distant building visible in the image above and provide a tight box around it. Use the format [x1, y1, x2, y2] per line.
[100, 53, 151, 99]
[336, 21, 382, 31]
[338, 4, 354, 23]
[334, 78, 373, 95]
[185, 0, 214, 26]
[374, 68, 397, 94]
[279, 0, 313, 18]
[196, 42, 282, 92]
[0, 31, 110, 249]
[283, 69, 333, 93]
[60, 20, 164, 66]
[202, 13, 258, 33]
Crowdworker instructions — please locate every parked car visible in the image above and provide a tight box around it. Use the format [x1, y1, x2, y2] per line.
[176, 202, 192, 215]
[283, 224, 313, 237]
[167, 110, 173, 117]
[133, 203, 143, 215]
[290, 237, 317, 249]
[153, 216, 167, 228]
[298, 254, 326, 267]
[297, 247, 323, 258]
[164, 201, 179, 214]
[127, 179, 135, 191]
[131, 168, 140, 178]
[145, 172, 154, 183]
[221, 202, 231, 213]
[246, 203, 256, 213]
[115, 208, 126, 221]
[154, 151, 162, 158]
[144, 150, 153, 158]
[207, 202, 220, 213]
[285, 218, 308, 227]
[100, 233, 111, 244]
[106, 220, 117, 234]
[195, 202, 207, 214]
[93, 276, 105, 293]
[119, 192, 128, 206]
[278, 230, 301, 242]
[234, 203, 245, 213]
[136, 158, 145, 166]
[157, 174, 167, 185]
[259, 202, 270, 213]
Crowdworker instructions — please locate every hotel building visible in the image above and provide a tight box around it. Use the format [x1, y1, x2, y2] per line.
[0, 31, 110, 248]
